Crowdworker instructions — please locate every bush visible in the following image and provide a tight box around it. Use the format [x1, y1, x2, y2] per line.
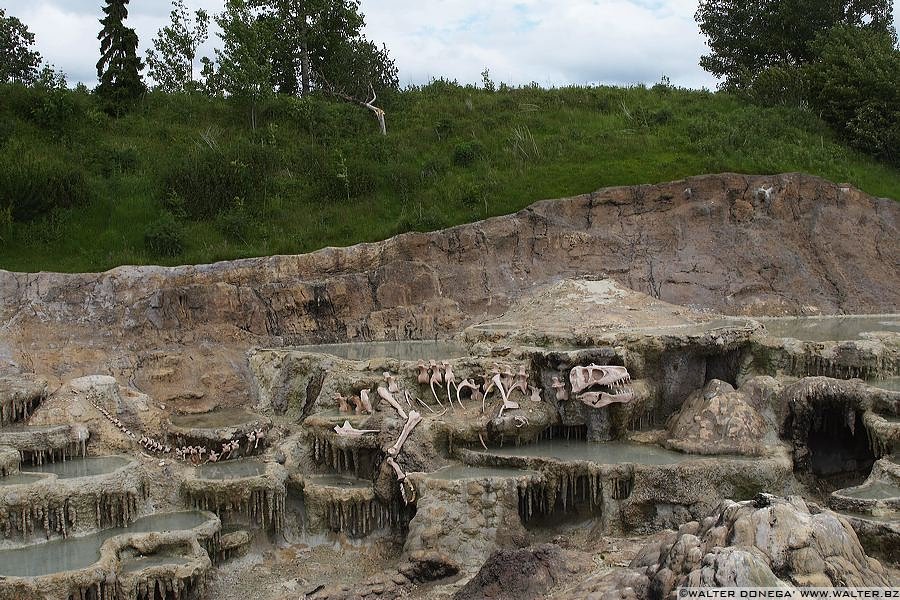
[89, 145, 140, 177]
[453, 140, 483, 167]
[163, 139, 278, 219]
[807, 26, 900, 164]
[144, 212, 184, 257]
[0, 150, 92, 221]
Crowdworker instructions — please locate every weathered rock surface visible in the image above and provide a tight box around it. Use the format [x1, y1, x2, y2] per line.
[1, 173, 897, 405]
[453, 544, 592, 600]
[665, 379, 773, 456]
[631, 495, 892, 592]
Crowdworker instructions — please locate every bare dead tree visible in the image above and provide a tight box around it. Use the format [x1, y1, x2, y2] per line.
[320, 79, 387, 135]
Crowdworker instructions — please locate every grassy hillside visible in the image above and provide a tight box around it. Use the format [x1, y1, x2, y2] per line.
[1, 80, 898, 273]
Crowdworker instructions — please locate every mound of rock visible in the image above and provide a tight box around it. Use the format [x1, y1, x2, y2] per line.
[665, 380, 773, 456]
[632, 494, 891, 592]
[454, 544, 592, 600]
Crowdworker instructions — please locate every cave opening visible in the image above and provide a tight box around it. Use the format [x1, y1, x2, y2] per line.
[805, 406, 875, 491]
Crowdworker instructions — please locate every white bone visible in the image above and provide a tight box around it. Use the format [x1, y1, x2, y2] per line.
[429, 361, 445, 407]
[529, 386, 542, 402]
[386, 456, 406, 481]
[334, 420, 379, 436]
[377, 385, 407, 419]
[358, 389, 373, 414]
[384, 372, 400, 394]
[334, 393, 353, 413]
[552, 376, 569, 401]
[416, 361, 430, 385]
[456, 379, 478, 405]
[443, 362, 459, 408]
[387, 410, 422, 456]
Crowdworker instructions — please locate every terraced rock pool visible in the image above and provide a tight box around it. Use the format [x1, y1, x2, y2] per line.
[195, 459, 267, 480]
[474, 440, 744, 465]
[22, 456, 131, 479]
[291, 340, 469, 361]
[758, 315, 900, 342]
[0, 511, 213, 577]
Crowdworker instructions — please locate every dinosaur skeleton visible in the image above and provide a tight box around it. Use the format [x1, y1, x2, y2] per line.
[387, 411, 422, 456]
[552, 376, 569, 401]
[378, 385, 407, 419]
[335, 393, 353, 413]
[568, 364, 634, 408]
[334, 420, 380, 436]
[443, 362, 460, 408]
[358, 389, 373, 414]
[428, 360, 445, 407]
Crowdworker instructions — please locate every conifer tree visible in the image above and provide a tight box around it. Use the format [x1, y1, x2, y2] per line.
[96, 0, 145, 109]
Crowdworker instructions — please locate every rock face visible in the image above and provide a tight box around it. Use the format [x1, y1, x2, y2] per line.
[632, 495, 891, 593]
[0, 173, 897, 404]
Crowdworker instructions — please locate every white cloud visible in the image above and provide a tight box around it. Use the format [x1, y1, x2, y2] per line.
[4, 0, 899, 90]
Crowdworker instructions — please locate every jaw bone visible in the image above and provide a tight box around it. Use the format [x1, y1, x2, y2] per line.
[568, 364, 634, 408]
[377, 385, 407, 419]
[569, 364, 632, 394]
[387, 410, 422, 457]
[334, 420, 380, 436]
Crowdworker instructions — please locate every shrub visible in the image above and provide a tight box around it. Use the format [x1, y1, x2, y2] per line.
[163, 139, 277, 219]
[144, 212, 184, 257]
[453, 140, 483, 167]
[806, 25, 900, 164]
[0, 150, 92, 221]
[89, 145, 140, 177]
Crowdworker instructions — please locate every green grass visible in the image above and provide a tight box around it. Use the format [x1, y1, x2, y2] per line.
[0, 80, 898, 273]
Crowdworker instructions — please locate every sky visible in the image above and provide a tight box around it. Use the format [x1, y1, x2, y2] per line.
[6, 0, 900, 90]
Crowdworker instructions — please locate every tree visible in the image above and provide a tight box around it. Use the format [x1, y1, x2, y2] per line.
[213, 0, 275, 129]
[146, 0, 210, 93]
[695, 0, 895, 90]
[249, 0, 398, 99]
[0, 8, 42, 84]
[96, 0, 145, 109]
[806, 25, 900, 164]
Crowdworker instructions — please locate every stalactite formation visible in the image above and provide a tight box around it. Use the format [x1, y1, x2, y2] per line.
[785, 353, 898, 381]
[517, 470, 607, 523]
[187, 488, 285, 534]
[0, 392, 43, 426]
[20, 441, 88, 466]
[325, 497, 402, 537]
[310, 435, 378, 478]
[127, 572, 206, 600]
[1, 488, 144, 540]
